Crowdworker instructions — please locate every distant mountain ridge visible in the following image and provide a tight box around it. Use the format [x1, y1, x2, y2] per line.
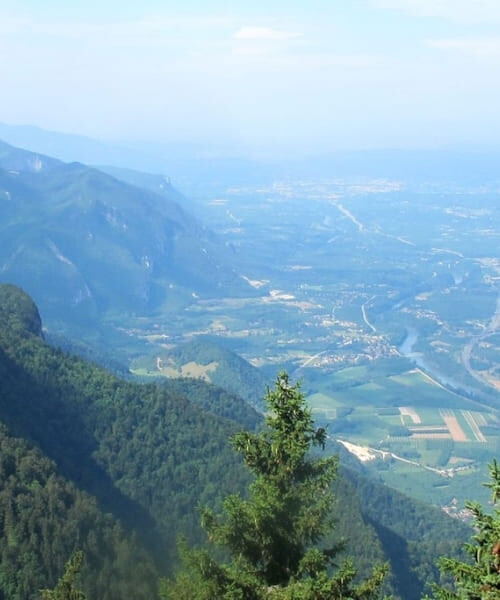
[0, 139, 251, 339]
[97, 164, 196, 208]
[2, 121, 500, 188]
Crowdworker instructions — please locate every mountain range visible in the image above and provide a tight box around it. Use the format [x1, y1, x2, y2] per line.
[0, 139, 251, 342]
[2, 121, 500, 190]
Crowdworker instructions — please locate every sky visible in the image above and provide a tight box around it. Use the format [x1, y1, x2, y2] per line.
[1, 0, 500, 157]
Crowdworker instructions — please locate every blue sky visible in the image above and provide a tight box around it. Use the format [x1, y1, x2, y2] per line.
[1, 0, 500, 156]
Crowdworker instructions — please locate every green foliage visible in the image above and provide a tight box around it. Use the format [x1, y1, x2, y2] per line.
[0, 284, 251, 598]
[427, 460, 500, 599]
[342, 464, 468, 599]
[160, 373, 388, 599]
[0, 423, 156, 600]
[162, 377, 262, 430]
[0, 284, 42, 337]
[388, 425, 411, 437]
[40, 552, 86, 600]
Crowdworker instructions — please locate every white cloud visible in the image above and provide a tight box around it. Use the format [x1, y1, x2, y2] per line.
[426, 37, 500, 56]
[251, 52, 385, 70]
[233, 27, 302, 41]
[372, 0, 500, 24]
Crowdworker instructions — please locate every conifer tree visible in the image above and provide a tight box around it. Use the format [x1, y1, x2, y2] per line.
[40, 551, 86, 600]
[427, 459, 500, 599]
[160, 372, 387, 599]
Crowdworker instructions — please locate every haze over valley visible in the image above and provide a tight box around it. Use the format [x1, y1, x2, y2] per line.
[1, 1, 500, 598]
[1, 129, 499, 511]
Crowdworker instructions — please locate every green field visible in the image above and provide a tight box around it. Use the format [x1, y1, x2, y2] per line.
[313, 367, 482, 409]
[307, 366, 500, 508]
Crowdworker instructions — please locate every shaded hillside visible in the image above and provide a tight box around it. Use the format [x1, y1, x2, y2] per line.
[0, 140, 251, 338]
[0, 284, 254, 597]
[0, 424, 156, 600]
[162, 377, 262, 429]
[338, 466, 469, 599]
[327, 442, 469, 598]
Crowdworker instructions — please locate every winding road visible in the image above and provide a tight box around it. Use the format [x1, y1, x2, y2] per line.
[461, 293, 500, 391]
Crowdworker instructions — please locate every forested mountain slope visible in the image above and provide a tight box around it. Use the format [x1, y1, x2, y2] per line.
[0, 284, 468, 599]
[0, 140, 250, 339]
[0, 284, 255, 598]
[0, 424, 156, 600]
[338, 464, 468, 598]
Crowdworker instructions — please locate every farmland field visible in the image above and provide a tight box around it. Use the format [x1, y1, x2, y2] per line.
[307, 365, 500, 506]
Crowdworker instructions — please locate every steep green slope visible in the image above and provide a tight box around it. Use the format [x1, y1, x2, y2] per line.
[0, 140, 250, 339]
[0, 424, 156, 600]
[0, 284, 254, 597]
[326, 444, 470, 598]
[162, 377, 262, 429]
[341, 466, 468, 599]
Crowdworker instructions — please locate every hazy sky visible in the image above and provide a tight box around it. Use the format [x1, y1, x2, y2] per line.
[1, 0, 500, 156]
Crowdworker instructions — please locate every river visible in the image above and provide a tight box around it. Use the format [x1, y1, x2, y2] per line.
[398, 329, 482, 398]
